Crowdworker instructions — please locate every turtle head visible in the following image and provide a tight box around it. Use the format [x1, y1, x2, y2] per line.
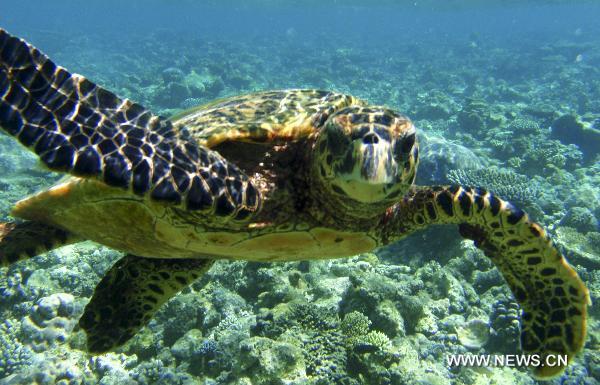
[314, 106, 418, 204]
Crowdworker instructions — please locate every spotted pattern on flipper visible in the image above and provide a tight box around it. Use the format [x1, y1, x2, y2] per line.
[171, 89, 365, 148]
[0, 221, 80, 266]
[381, 185, 590, 379]
[0, 28, 260, 220]
[79, 254, 213, 353]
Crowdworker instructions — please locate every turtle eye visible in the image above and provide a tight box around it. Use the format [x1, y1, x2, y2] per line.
[401, 133, 416, 154]
[350, 125, 370, 141]
[393, 133, 416, 161]
[326, 124, 351, 155]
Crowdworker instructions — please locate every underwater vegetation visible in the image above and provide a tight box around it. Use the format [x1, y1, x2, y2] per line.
[1, 2, 600, 385]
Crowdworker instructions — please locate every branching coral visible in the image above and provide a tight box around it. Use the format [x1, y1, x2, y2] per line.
[509, 118, 541, 133]
[341, 311, 392, 352]
[447, 168, 541, 205]
[341, 311, 371, 338]
[361, 330, 392, 351]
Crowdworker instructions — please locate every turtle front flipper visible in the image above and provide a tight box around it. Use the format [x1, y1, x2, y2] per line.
[382, 186, 590, 379]
[79, 254, 213, 353]
[0, 221, 80, 266]
[0, 29, 260, 220]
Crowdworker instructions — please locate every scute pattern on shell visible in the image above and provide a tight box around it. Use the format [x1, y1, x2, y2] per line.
[172, 89, 364, 149]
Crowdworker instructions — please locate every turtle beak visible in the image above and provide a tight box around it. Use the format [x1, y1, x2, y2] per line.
[356, 134, 396, 185]
[329, 134, 398, 203]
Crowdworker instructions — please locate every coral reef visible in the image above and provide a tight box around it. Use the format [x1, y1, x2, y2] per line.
[456, 319, 490, 350]
[488, 298, 521, 354]
[20, 293, 80, 352]
[552, 114, 600, 159]
[418, 133, 488, 185]
[0, 320, 32, 378]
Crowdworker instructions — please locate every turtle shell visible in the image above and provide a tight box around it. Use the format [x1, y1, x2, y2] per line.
[171, 89, 364, 147]
[11, 90, 376, 261]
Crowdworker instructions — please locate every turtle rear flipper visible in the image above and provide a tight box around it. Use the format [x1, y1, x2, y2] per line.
[0, 221, 79, 266]
[383, 186, 590, 379]
[79, 254, 213, 353]
[0, 28, 259, 220]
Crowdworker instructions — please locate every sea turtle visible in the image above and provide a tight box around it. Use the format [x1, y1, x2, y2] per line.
[0, 29, 590, 378]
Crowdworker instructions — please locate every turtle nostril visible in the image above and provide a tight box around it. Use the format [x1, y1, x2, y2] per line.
[362, 133, 379, 144]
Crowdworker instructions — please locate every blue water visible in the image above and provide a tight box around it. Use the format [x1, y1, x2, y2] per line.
[0, 1, 599, 384]
[3, 1, 600, 37]
[3, 1, 600, 108]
